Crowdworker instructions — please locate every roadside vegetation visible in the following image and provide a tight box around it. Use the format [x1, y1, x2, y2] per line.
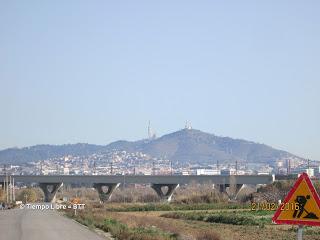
[104, 202, 250, 212]
[66, 209, 179, 240]
[59, 181, 320, 240]
[16, 188, 43, 202]
[161, 210, 271, 227]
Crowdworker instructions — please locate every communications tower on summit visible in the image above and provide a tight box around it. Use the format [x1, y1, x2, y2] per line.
[148, 120, 152, 139]
[148, 121, 156, 140]
[185, 121, 192, 130]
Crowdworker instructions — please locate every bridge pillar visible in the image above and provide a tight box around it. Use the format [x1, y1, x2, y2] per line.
[151, 183, 179, 202]
[39, 182, 63, 203]
[93, 183, 120, 203]
[214, 184, 244, 200]
[215, 184, 228, 193]
[233, 184, 244, 199]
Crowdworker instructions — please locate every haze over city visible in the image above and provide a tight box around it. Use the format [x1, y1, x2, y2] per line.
[1, 1, 319, 161]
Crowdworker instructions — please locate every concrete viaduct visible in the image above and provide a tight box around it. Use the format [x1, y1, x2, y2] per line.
[0, 175, 274, 203]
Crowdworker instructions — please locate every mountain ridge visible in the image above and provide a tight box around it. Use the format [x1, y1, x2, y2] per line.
[0, 129, 303, 166]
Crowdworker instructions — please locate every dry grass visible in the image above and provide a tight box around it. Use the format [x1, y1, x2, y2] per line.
[59, 182, 320, 240]
[56, 183, 232, 204]
[195, 230, 220, 240]
[101, 211, 223, 240]
[96, 210, 320, 240]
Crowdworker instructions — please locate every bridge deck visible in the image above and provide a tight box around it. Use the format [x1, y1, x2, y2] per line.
[0, 175, 274, 185]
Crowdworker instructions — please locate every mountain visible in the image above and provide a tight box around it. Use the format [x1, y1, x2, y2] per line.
[0, 143, 104, 165]
[105, 129, 299, 166]
[0, 129, 303, 166]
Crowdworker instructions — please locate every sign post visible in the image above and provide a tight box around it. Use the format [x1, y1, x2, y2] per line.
[71, 198, 80, 217]
[297, 225, 303, 240]
[272, 173, 320, 239]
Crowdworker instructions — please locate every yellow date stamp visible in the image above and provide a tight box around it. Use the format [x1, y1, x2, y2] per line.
[250, 202, 299, 211]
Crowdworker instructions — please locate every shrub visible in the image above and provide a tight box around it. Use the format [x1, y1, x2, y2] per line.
[17, 188, 39, 203]
[196, 230, 220, 240]
[137, 193, 160, 203]
[161, 212, 181, 219]
[71, 212, 177, 240]
[161, 211, 267, 226]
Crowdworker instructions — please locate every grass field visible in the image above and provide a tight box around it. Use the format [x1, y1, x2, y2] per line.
[65, 202, 320, 240]
[60, 181, 320, 239]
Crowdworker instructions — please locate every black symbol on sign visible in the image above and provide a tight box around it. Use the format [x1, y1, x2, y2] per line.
[293, 195, 318, 219]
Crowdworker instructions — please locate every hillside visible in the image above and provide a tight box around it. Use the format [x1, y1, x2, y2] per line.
[0, 129, 302, 166]
[105, 129, 297, 166]
[0, 143, 104, 165]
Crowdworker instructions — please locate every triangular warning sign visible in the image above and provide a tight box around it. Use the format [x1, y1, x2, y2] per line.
[272, 172, 320, 226]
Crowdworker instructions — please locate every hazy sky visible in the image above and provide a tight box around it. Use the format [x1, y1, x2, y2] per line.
[1, 1, 319, 160]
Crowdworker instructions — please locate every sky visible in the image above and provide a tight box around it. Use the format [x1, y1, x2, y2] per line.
[0, 1, 319, 160]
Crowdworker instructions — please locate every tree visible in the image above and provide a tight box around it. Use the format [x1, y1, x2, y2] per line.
[0, 188, 5, 202]
[17, 188, 38, 203]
